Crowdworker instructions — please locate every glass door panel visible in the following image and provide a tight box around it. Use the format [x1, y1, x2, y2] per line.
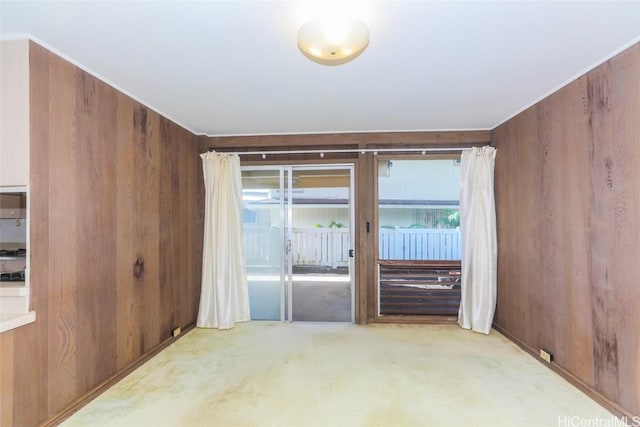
[290, 167, 353, 322]
[242, 165, 354, 323]
[242, 168, 285, 320]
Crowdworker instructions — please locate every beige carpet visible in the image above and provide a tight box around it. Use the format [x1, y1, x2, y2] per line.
[63, 323, 617, 427]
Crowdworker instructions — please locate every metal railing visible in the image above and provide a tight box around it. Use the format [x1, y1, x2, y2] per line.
[379, 228, 461, 260]
[244, 227, 461, 267]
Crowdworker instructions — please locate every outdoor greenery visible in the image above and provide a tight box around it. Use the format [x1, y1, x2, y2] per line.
[437, 209, 460, 228]
[313, 210, 460, 230]
[314, 220, 345, 228]
[408, 223, 427, 229]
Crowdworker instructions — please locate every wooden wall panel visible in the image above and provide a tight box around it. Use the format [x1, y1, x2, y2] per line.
[75, 68, 119, 395]
[355, 153, 374, 323]
[159, 122, 173, 334]
[0, 41, 203, 427]
[192, 140, 205, 323]
[586, 47, 640, 411]
[494, 107, 539, 347]
[46, 43, 80, 416]
[138, 109, 162, 354]
[0, 331, 15, 427]
[493, 42, 640, 418]
[115, 92, 136, 371]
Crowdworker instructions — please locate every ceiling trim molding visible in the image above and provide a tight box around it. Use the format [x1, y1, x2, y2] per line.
[5, 33, 200, 137]
[199, 128, 492, 138]
[493, 36, 640, 130]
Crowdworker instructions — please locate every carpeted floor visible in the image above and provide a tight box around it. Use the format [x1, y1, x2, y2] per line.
[62, 323, 618, 427]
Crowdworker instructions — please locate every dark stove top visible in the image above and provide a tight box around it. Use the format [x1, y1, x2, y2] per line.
[0, 248, 26, 257]
[0, 270, 25, 282]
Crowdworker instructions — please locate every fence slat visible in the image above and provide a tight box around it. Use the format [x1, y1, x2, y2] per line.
[244, 227, 461, 267]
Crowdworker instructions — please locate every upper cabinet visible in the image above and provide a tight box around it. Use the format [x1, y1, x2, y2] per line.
[0, 40, 30, 187]
[0, 193, 26, 219]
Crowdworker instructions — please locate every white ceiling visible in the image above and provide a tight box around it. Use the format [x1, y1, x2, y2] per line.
[1, 1, 639, 136]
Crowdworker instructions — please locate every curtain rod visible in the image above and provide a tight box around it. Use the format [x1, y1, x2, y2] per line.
[209, 147, 474, 158]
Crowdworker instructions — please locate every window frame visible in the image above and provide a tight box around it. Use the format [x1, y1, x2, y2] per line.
[373, 154, 462, 320]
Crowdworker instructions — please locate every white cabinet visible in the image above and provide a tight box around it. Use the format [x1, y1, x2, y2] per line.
[0, 193, 26, 218]
[0, 40, 30, 187]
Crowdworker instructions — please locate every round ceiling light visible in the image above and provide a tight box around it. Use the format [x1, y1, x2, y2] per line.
[297, 17, 369, 66]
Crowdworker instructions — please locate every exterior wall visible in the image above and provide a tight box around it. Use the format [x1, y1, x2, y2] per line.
[378, 159, 460, 201]
[290, 207, 349, 228]
[379, 209, 414, 228]
[493, 42, 640, 418]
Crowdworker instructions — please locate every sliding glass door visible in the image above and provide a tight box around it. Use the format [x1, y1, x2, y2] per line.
[242, 165, 354, 322]
[241, 168, 285, 320]
[289, 167, 353, 322]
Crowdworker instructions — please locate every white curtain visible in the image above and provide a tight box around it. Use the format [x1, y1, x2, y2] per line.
[197, 152, 250, 329]
[458, 146, 497, 334]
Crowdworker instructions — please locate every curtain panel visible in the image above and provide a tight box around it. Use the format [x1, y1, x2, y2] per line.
[197, 152, 251, 329]
[458, 146, 497, 334]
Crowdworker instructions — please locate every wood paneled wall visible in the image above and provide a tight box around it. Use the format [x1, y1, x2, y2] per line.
[0, 41, 203, 427]
[493, 42, 640, 418]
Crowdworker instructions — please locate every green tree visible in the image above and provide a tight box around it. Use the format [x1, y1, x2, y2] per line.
[437, 209, 460, 228]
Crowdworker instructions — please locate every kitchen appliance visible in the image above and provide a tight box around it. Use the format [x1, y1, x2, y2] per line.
[0, 270, 25, 282]
[0, 248, 26, 257]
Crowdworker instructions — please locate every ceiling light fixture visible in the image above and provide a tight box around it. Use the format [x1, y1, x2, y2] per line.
[297, 16, 369, 65]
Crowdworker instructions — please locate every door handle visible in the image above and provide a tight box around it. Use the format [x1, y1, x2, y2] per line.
[286, 239, 292, 254]
[349, 249, 355, 258]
